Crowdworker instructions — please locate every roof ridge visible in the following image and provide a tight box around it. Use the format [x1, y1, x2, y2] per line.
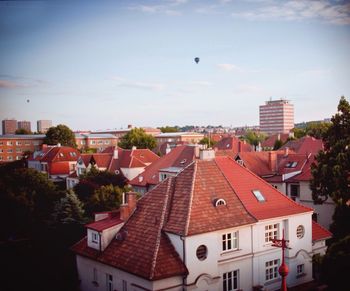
[214, 158, 258, 222]
[184, 161, 197, 236]
[149, 177, 173, 279]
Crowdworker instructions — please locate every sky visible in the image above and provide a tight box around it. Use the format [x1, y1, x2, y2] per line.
[0, 0, 350, 133]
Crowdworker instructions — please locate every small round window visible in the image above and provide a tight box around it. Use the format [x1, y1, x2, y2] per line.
[296, 225, 305, 239]
[196, 245, 208, 261]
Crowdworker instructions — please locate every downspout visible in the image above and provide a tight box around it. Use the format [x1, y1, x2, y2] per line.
[251, 225, 254, 288]
[181, 235, 186, 291]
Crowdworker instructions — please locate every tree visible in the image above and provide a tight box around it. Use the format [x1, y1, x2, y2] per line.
[84, 185, 124, 217]
[319, 235, 350, 290]
[291, 127, 306, 139]
[0, 166, 62, 239]
[158, 126, 179, 133]
[15, 128, 32, 134]
[52, 190, 85, 224]
[273, 139, 284, 150]
[199, 137, 217, 148]
[311, 96, 350, 240]
[44, 124, 77, 148]
[244, 130, 267, 150]
[305, 121, 331, 139]
[118, 127, 156, 150]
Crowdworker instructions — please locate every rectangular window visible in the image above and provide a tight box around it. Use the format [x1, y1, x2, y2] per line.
[265, 224, 279, 243]
[105, 140, 110, 145]
[16, 156, 21, 160]
[0, 156, 2, 160]
[92, 232, 99, 243]
[90, 140, 96, 145]
[16, 148, 22, 153]
[290, 184, 300, 200]
[7, 149, 13, 153]
[252, 190, 265, 202]
[265, 259, 279, 281]
[222, 231, 238, 251]
[7, 141, 13, 146]
[8, 156, 13, 161]
[98, 140, 103, 144]
[223, 269, 239, 291]
[106, 274, 113, 291]
[297, 264, 304, 275]
[0, 149, 2, 153]
[0, 141, 3, 145]
[25, 142, 31, 146]
[33, 141, 39, 146]
[122, 280, 127, 291]
[16, 141, 22, 146]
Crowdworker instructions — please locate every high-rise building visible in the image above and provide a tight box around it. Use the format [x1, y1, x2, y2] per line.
[259, 99, 294, 135]
[37, 120, 52, 133]
[17, 120, 31, 132]
[2, 119, 17, 135]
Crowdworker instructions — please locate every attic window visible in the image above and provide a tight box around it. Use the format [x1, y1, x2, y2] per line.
[226, 143, 230, 148]
[180, 159, 187, 164]
[252, 190, 265, 202]
[214, 198, 227, 207]
[138, 176, 143, 182]
[70, 152, 77, 157]
[285, 161, 298, 168]
[115, 170, 120, 175]
[59, 153, 64, 157]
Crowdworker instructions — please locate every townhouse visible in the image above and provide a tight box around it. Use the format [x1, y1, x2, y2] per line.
[72, 150, 331, 291]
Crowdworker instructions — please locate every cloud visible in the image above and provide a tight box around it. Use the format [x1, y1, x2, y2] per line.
[217, 63, 260, 73]
[128, 0, 188, 16]
[0, 80, 25, 89]
[298, 68, 331, 78]
[231, 0, 350, 25]
[111, 76, 165, 91]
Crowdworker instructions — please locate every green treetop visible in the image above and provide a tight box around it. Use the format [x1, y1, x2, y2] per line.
[118, 127, 157, 150]
[44, 124, 77, 148]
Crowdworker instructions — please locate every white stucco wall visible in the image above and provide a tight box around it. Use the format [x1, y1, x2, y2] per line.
[76, 255, 183, 291]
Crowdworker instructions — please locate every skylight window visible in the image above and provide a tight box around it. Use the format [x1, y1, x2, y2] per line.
[180, 159, 187, 164]
[252, 190, 266, 202]
[285, 161, 298, 168]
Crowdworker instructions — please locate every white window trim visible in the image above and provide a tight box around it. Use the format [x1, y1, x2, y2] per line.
[222, 231, 239, 252]
[265, 259, 280, 282]
[223, 269, 239, 291]
[265, 223, 279, 244]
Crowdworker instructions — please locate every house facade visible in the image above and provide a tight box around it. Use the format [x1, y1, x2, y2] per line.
[72, 151, 331, 291]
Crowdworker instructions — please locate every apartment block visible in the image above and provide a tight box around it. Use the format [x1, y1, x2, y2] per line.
[259, 99, 294, 135]
[2, 119, 17, 135]
[37, 120, 52, 133]
[18, 120, 31, 132]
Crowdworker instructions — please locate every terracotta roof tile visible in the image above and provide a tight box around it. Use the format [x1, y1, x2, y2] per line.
[280, 136, 323, 155]
[214, 136, 252, 153]
[215, 156, 313, 220]
[312, 220, 332, 242]
[262, 133, 290, 148]
[85, 212, 123, 232]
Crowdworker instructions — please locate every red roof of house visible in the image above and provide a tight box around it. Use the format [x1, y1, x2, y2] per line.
[129, 145, 196, 187]
[91, 154, 113, 169]
[312, 220, 332, 242]
[85, 212, 123, 232]
[72, 178, 189, 280]
[280, 136, 323, 155]
[40, 146, 80, 163]
[215, 156, 313, 220]
[262, 133, 290, 148]
[49, 162, 70, 175]
[214, 136, 252, 153]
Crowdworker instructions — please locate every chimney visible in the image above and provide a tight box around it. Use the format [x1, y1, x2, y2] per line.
[199, 148, 215, 160]
[57, 143, 61, 147]
[127, 124, 132, 129]
[131, 146, 137, 150]
[113, 147, 118, 159]
[194, 144, 200, 158]
[165, 144, 171, 155]
[284, 147, 289, 156]
[42, 144, 48, 150]
[277, 133, 281, 141]
[120, 192, 137, 221]
[268, 151, 277, 172]
[238, 141, 242, 153]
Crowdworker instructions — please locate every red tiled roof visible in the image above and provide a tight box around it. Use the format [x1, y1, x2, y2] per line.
[72, 178, 188, 280]
[214, 136, 252, 153]
[312, 220, 332, 242]
[262, 133, 290, 148]
[85, 212, 123, 232]
[49, 162, 70, 175]
[129, 145, 196, 187]
[91, 154, 112, 168]
[215, 156, 313, 220]
[80, 155, 92, 167]
[41, 146, 80, 163]
[280, 136, 323, 155]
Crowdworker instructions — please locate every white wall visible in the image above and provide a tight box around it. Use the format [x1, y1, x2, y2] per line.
[76, 255, 183, 291]
[121, 167, 145, 181]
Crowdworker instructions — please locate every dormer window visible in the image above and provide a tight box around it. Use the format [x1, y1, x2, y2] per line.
[285, 161, 298, 168]
[70, 152, 77, 157]
[214, 198, 227, 207]
[59, 152, 64, 157]
[180, 159, 187, 164]
[252, 190, 265, 202]
[226, 143, 230, 148]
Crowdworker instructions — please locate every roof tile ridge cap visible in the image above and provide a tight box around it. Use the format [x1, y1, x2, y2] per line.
[184, 161, 197, 236]
[149, 177, 173, 280]
[214, 157, 257, 222]
[229, 156, 314, 212]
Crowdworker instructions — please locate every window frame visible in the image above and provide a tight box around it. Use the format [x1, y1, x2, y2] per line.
[265, 259, 280, 282]
[223, 269, 239, 291]
[222, 231, 239, 252]
[265, 223, 279, 243]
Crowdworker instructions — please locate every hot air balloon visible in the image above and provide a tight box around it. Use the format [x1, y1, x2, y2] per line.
[26, 99, 30, 103]
[194, 57, 200, 64]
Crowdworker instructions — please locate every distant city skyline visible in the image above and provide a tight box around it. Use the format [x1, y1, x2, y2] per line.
[1, 0, 349, 134]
